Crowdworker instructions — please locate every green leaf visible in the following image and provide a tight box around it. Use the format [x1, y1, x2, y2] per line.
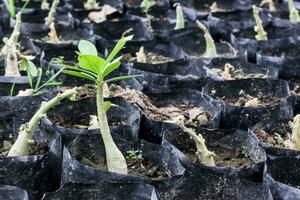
[78, 40, 98, 56]
[26, 68, 33, 89]
[104, 75, 141, 84]
[43, 82, 63, 86]
[27, 60, 39, 77]
[63, 65, 97, 78]
[34, 68, 43, 90]
[103, 101, 112, 112]
[63, 70, 97, 81]
[79, 55, 105, 74]
[105, 35, 133, 65]
[101, 56, 122, 78]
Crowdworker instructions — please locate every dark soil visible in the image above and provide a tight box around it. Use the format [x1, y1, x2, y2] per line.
[254, 123, 291, 148]
[170, 129, 253, 168]
[110, 85, 212, 126]
[260, 46, 300, 58]
[0, 140, 49, 156]
[220, 93, 282, 107]
[76, 152, 170, 180]
[122, 52, 175, 64]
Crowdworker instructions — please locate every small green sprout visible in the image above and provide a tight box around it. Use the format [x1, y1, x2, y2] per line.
[62, 37, 140, 174]
[241, 146, 250, 158]
[140, 0, 156, 13]
[252, 5, 268, 41]
[196, 20, 218, 58]
[84, 0, 100, 10]
[2, 0, 15, 17]
[126, 149, 143, 162]
[288, 0, 300, 23]
[174, 3, 185, 30]
[274, 133, 284, 145]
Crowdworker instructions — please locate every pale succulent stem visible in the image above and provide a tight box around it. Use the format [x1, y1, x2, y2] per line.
[288, 0, 300, 23]
[252, 5, 268, 41]
[8, 88, 78, 157]
[196, 20, 217, 58]
[5, 47, 20, 76]
[180, 125, 215, 167]
[97, 80, 128, 174]
[174, 3, 185, 30]
[1, 12, 21, 55]
[45, 0, 59, 26]
[291, 115, 300, 150]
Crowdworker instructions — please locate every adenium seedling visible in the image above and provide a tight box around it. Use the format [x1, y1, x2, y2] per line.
[140, 0, 156, 13]
[196, 20, 218, 58]
[62, 37, 139, 174]
[84, 0, 100, 10]
[8, 87, 78, 156]
[136, 46, 147, 63]
[174, 3, 185, 30]
[169, 116, 215, 167]
[288, 0, 300, 23]
[252, 5, 268, 41]
[45, 0, 60, 43]
[1, 12, 39, 77]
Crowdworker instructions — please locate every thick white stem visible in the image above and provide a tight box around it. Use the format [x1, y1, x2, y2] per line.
[7, 88, 78, 156]
[174, 3, 185, 30]
[4, 47, 20, 77]
[196, 20, 218, 58]
[291, 114, 300, 150]
[181, 125, 215, 167]
[97, 81, 127, 174]
[45, 0, 59, 26]
[252, 5, 268, 41]
[288, 0, 300, 23]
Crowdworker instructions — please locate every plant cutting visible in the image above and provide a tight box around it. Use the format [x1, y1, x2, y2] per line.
[44, 0, 59, 43]
[1, 12, 39, 77]
[174, 3, 184, 30]
[170, 115, 215, 166]
[252, 5, 268, 41]
[7, 87, 78, 156]
[84, 0, 100, 10]
[62, 37, 139, 174]
[289, 114, 300, 150]
[288, 0, 300, 23]
[196, 20, 218, 58]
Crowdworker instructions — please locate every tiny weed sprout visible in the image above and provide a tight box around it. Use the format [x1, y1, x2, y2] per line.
[290, 114, 300, 150]
[260, 0, 276, 12]
[196, 20, 218, 58]
[174, 3, 185, 30]
[63, 37, 140, 174]
[41, 0, 50, 10]
[241, 146, 249, 158]
[252, 5, 268, 41]
[288, 0, 300, 23]
[170, 116, 215, 167]
[126, 149, 143, 162]
[45, 0, 59, 43]
[84, 0, 100, 10]
[8, 87, 78, 156]
[140, 0, 156, 13]
[274, 133, 284, 145]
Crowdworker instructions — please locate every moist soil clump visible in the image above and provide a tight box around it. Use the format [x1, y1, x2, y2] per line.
[123, 52, 175, 64]
[76, 151, 170, 180]
[0, 140, 49, 156]
[110, 85, 211, 126]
